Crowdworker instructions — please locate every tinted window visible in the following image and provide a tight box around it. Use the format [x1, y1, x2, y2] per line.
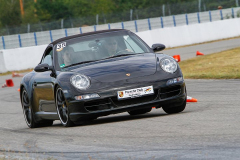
[54, 31, 151, 68]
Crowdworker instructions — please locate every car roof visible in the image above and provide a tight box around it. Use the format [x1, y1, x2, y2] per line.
[50, 29, 127, 46]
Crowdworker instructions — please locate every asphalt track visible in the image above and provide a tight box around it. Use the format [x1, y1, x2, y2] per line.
[0, 38, 240, 160]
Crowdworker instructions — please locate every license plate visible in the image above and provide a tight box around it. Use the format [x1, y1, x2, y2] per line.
[117, 86, 154, 100]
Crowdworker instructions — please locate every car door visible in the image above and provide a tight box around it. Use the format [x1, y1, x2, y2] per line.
[32, 47, 56, 113]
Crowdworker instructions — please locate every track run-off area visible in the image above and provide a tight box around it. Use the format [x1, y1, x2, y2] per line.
[0, 38, 240, 160]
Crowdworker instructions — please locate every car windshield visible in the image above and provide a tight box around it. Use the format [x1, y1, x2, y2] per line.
[54, 30, 151, 69]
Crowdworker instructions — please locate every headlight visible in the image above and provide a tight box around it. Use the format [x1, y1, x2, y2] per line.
[160, 57, 178, 73]
[70, 74, 90, 90]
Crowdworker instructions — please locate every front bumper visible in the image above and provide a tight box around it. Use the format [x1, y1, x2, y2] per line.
[67, 81, 186, 122]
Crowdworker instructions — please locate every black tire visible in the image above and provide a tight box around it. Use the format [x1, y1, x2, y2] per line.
[21, 88, 38, 128]
[162, 99, 186, 114]
[128, 107, 152, 116]
[56, 87, 74, 127]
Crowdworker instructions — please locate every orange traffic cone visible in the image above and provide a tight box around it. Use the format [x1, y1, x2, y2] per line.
[187, 96, 198, 102]
[196, 51, 204, 56]
[173, 55, 181, 62]
[12, 72, 23, 78]
[6, 79, 14, 87]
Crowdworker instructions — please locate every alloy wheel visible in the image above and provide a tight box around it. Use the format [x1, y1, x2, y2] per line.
[56, 87, 73, 126]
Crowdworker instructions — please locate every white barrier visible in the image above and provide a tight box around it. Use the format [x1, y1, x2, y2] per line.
[0, 18, 240, 73]
[137, 18, 240, 48]
[0, 45, 47, 73]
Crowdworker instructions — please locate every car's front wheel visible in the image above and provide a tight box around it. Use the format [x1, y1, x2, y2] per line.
[162, 99, 186, 114]
[56, 87, 74, 127]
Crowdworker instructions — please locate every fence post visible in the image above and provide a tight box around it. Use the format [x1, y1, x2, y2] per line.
[232, 8, 235, 18]
[220, 9, 223, 20]
[160, 17, 164, 28]
[185, 14, 189, 25]
[2, 36, 5, 49]
[134, 20, 138, 32]
[108, 24, 111, 30]
[197, 12, 201, 23]
[49, 30, 53, 42]
[61, 19, 64, 29]
[34, 32, 37, 46]
[27, 23, 30, 33]
[96, 14, 99, 25]
[209, 11, 212, 22]
[121, 22, 124, 29]
[173, 15, 176, 27]
[18, 35, 22, 47]
[65, 29, 68, 37]
[80, 27, 82, 34]
[130, 9, 133, 21]
[94, 25, 96, 31]
[148, 18, 151, 30]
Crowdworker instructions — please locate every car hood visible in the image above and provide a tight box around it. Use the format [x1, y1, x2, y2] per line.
[71, 53, 157, 83]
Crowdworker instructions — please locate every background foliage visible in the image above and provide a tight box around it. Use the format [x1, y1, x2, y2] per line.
[0, 0, 239, 35]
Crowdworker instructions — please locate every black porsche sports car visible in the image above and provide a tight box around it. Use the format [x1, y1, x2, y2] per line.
[20, 29, 187, 128]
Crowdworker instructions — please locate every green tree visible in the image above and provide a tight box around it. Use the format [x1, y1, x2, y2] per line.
[0, 0, 21, 27]
[21, 0, 39, 24]
[35, 0, 72, 22]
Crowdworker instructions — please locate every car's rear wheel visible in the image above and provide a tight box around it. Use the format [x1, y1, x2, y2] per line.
[162, 99, 186, 114]
[21, 88, 38, 128]
[128, 107, 152, 115]
[56, 87, 74, 127]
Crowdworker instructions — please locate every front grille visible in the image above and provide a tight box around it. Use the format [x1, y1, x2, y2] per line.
[84, 99, 112, 111]
[160, 85, 181, 99]
[111, 89, 159, 107]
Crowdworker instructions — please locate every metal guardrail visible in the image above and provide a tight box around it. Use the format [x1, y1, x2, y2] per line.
[0, 7, 240, 50]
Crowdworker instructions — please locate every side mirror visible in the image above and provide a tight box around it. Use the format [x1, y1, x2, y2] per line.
[34, 63, 50, 72]
[152, 44, 166, 52]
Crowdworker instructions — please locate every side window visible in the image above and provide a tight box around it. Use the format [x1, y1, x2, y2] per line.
[41, 48, 53, 66]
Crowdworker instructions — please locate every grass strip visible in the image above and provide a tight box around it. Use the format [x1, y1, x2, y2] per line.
[179, 47, 240, 79]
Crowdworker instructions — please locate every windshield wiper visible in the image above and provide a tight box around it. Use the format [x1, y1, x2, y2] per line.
[104, 53, 135, 60]
[63, 60, 96, 68]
